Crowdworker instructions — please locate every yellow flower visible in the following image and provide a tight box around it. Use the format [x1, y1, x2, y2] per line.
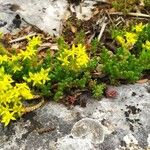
[12, 103, 23, 117]
[77, 55, 89, 67]
[11, 55, 19, 62]
[0, 66, 5, 76]
[1, 111, 16, 126]
[125, 32, 137, 46]
[0, 105, 12, 116]
[19, 49, 36, 60]
[0, 55, 8, 64]
[2, 74, 13, 85]
[0, 82, 28, 126]
[133, 23, 145, 33]
[58, 54, 70, 66]
[39, 68, 51, 84]
[58, 44, 89, 71]
[142, 40, 150, 50]
[116, 35, 126, 47]
[24, 68, 50, 86]
[116, 32, 137, 49]
[27, 36, 42, 48]
[18, 36, 42, 60]
[15, 83, 33, 99]
[0, 68, 13, 91]
[26, 72, 42, 85]
[1, 90, 15, 104]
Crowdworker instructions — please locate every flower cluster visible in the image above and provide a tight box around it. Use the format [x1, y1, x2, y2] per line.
[0, 36, 42, 74]
[133, 23, 145, 33]
[0, 67, 33, 126]
[58, 44, 89, 71]
[19, 36, 42, 60]
[0, 55, 8, 64]
[23, 68, 50, 86]
[101, 23, 150, 82]
[116, 23, 146, 49]
[0, 36, 42, 126]
[142, 40, 150, 50]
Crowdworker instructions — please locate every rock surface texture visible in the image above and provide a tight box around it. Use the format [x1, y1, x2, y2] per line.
[0, 0, 70, 35]
[0, 0, 101, 35]
[0, 83, 150, 150]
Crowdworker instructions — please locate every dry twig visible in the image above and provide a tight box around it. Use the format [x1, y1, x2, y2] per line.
[109, 12, 150, 18]
[23, 97, 44, 114]
[9, 33, 37, 44]
[98, 22, 107, 41]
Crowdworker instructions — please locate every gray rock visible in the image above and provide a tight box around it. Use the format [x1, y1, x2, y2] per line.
[98, 133, 120, 150]
[0, 0, 69, 35]
[133, 126, 148, 148]
[0, 83, 149, 150]
[71, 118, 105, 144]
[0, 0, 101, 35]
[56, 136, 95, 150]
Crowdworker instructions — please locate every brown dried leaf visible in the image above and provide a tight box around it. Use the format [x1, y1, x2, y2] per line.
[136, 79, 148, 84]
[70, 25, 77, 33]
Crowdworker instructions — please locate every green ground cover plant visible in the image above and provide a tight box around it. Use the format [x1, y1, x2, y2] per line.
[0, 35, 102, 126]
[144, 0, 150, 8]
[112, 0, 139, 13]
[0, 22, 149, 126]
[100, 23, 150, 83]
[112, 0, 150, 13]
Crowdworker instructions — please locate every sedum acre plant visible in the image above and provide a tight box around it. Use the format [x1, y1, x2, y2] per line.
[52, 39, 100, 101]
[0, 22, 149, 126]
[0, 67, 33, 126]
[0, 35, 104, 126]
[23, 68, 51, 86]
[57, 44, 89, 71]
[100, 23, 150, 83]
[0, 35, 51, 126]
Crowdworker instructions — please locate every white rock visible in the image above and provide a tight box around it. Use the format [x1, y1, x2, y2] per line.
[56, 136, 95, 150]
[71, 118, 105, 144]
[123, 133, 138, 145]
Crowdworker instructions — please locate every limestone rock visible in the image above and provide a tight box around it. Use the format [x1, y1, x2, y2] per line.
[71, 118, 105, 144]
[56, 136, 95, 150]
[0, 83, 149, 150]
[0, 0, 101, 35]
[0, 0, 69, 35]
